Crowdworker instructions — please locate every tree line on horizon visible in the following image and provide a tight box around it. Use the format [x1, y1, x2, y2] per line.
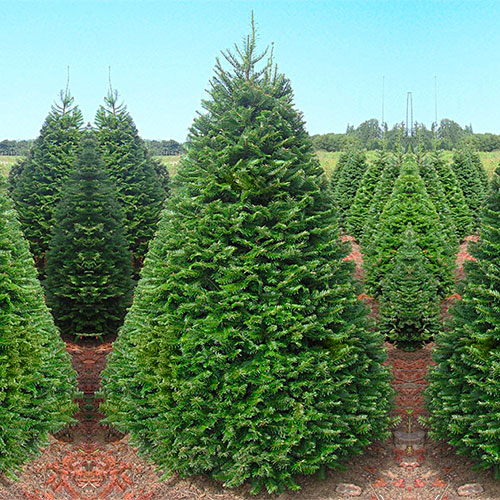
[311, 118, 500, 152]
[0, 137, 183, 156]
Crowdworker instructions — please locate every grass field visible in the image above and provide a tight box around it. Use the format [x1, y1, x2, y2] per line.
[2, 151, 499, 180]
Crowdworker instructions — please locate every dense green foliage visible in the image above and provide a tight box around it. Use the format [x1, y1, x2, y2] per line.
[329, 149, 349, 194]
[419, 154, 458, 248]
[95, 90, 166, 272]
[100, 29, 393, 495]
[311, 119, 488, 152]
[0, 182, 78, 475]
[428, 151, 473, 238]
[364, 157, 454, 296]
[360, 152, 400, 249]
[345, 150, 388, 239]
[45, 132, 133, 338]
[452, 148, 485, 225]
[426, 166, 500, 475]
[333, 148, 367, 227]
[378, 225, 441, 350]
[0, 139, 33, 156]
[144, 139, 183, 156]
[11, 91, 83, 274]
[470, 149, 490, 194]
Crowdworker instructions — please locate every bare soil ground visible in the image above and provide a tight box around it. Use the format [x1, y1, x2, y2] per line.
[1, 234, 498, 499]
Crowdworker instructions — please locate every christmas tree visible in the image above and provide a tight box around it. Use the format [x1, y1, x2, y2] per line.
[11, 90, 83, 275]
[426, 165, 500, 475]
[346, 150, 389, 239]
[333, 148, 367, 227]
[45, 130, 133, 338]
[452, 148, 485, 226]
[429, 151, 473, 238]
[101, 24, 393, 494]
[378, 224, 441, 350]
[0, 181, 78, 475]
[95, 89, 166, 273]
[364, 156, 454, 296]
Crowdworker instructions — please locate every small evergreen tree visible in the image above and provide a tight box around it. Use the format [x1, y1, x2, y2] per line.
[45, 131, 133, 338]
[95, 89, 166, 273]
[0, 182, 78, 475]
[333, 148, 367, 227]
[7, 156, 28, 194]
[470, 150, 489, 194]
[360, 153, 399, 249]
[11, 91, 83, 274]
[426, 165, 500, 475]
[329, 149, 349, 194]
[345, 150, 388, 239]
[100, 26, 393, 494]
[378, 224, 441, 350]
[429, 151, 473, 238]
[419, 154, 458, 248]
[364, 156, 454, 296]
[452, 148, 485, 225]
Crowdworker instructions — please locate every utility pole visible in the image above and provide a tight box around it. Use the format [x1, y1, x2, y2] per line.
[406, 92, 413, 137]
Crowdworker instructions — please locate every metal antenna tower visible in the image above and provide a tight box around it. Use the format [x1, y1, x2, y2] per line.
[406, 92, 413, 136]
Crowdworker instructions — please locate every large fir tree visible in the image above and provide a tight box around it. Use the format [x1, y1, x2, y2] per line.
[378, 224, 441, 350]
[426, 165, 500, 475]
[11, 91, 83, 274]
[45, 131, 133, 338]
[95, 89, 166, 273]
[364, 156, 454, 296]
[345, 150, 388, 239]
[0, 181, 78, 475]
[429, 151, 473, 238]
[100, 26, 393, 494]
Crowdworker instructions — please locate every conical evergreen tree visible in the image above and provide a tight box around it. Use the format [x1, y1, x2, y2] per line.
[7, 156, 28, 194]
[419, 154, 458, 248]
[329, 149, 349, 194]
[378, 224, 441, 350]
[345, 150, 388, 239]
[333, 148, 367, 227]
[100, 26, 393, 494]
[360, 153, 399, 250]
[0, 181, 78, 475]
[11, 90, 83, 274]
[470, 150, 489, 195]
[364, 156, 454, 296]
[429, 151, 473, 238]
[452, 148, 485, 226]
[95, 89, 166, 273]
[45, 131, 133, 338]
[426, 165, 500, 475]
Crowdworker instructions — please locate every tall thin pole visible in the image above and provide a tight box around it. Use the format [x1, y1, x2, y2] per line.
[410, 92, 413, 136]
[406, 92, 409, 135]
[434, 76, 438, 126]
[381, 76, 385, 127]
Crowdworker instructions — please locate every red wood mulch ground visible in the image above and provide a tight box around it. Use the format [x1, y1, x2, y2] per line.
[2, 234, 499, 499]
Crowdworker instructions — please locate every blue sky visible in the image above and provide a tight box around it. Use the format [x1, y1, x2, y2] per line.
[1, 0, 499, 140]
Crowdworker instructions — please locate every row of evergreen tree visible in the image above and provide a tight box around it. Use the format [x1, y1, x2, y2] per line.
[1, 23, 500, 496]
[8, 90, 169, 338]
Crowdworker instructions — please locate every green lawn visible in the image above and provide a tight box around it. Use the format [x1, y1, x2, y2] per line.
[0, 156, 19, 177]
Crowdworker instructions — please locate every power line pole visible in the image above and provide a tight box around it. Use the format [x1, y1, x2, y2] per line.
[406, 91, 413, 136]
